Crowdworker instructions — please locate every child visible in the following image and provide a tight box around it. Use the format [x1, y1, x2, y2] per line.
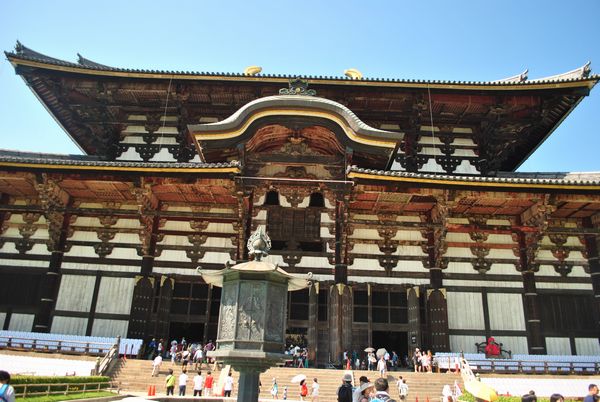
[283, 386, 288, 400]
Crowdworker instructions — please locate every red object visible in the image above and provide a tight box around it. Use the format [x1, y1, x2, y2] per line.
[416, 395, 419, 402]
[147, 385, 156, 396]
[426, 397, 430, 402]
[484, 337, 500, 356]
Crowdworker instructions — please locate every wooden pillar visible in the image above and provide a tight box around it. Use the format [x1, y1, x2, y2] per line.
[515, 229, 546, 354]
[33, 208, 71, 333]
[128, 214, 160, 339]
[328, 283, 352, 364]
[522, 271, 545, 354]
[583, 216, 600, 334]
[307, 283, 318, 364]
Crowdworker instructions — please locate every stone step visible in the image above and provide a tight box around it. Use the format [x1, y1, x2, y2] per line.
[109, 359, 457, 400]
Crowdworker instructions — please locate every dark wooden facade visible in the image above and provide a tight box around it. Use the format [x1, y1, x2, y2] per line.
[0, 44, 599, 362]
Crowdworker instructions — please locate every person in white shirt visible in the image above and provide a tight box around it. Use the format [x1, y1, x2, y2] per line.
[151, 354, 162, 377]
[193, 348, 203, 370]
[398, 378, 409, 400]
[377, 356, 387, 378]
[178, 369, 188, 396]
[223, 372, 234, 397]
[311, 378, 319, 401]
[193, 371, 204, 396]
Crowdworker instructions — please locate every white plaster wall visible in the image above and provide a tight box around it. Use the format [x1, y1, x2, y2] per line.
[487, 293, 526, 331]
[447, 292, 485, 330]
[487, 219, 511, 226]
[8, 313, 34, 331]
[64, 245, 97, 258]
[450, 335, 481, 354]
[155, 249, 188, 262]
[455, 159, 479, 174]
[51, 316, 87, 335]
[349, 229, 381, 240]
[199, 251, 232, 265]
[396, 260, 426, 272]
[546, 337, 572, 355]
[575, 338, 600, 355]
[536, 282, 592, 291]
[348, 258, 384, 271]
[116, 148, 143, 161]
[0, 312, 5, 328]
[540, 235, 585, 247]
[499, 336, 528, 355]
[298, 256, 331, 268]
[55, 275, 96, 312]
[164, 206, 192, 212]
[110, 247, 140, 260]
[95, 277, 135, 315]
[446, 233, 475, 243]
[396, 245, 427, 256]
[393, 230, 425, 241]
[91, 319, 129, 338]
[149, 148, 176, 162]
[112, 233, 141, 243]
[159, 234, 189, 246]
[444, 279, 522, 288]
[206, 223, 236, 234]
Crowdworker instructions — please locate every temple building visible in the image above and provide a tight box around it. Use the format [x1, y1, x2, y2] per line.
[1, 42, 599, 363]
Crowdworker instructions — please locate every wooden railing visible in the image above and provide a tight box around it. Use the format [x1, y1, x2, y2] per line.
[0, 335, 113, 356]
[434, 355, 600, 375]
[93, 336, 121, 376]
[13, 381, 116, 398]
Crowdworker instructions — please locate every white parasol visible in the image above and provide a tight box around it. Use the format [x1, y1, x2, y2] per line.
[376, 348, 387, 358]
[291, 374, 307, 383]
[364, 347, 375, 353]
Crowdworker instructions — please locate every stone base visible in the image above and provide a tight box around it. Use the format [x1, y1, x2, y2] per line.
[207, 350, 287, 402]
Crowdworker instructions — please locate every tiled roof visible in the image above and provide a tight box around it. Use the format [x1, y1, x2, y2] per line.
[0, 149, 239, 169]
[5, 42, 599, 87]
[348, 166, 600, 187]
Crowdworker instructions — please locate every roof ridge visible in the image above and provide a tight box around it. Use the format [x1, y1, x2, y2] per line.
[6, 42, 599, 86]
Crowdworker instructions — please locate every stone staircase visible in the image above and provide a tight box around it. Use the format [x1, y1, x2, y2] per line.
[109, 358, 462, 401]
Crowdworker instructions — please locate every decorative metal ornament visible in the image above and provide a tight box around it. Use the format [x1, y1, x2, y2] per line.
[279, 78, 316, 96]
[246, 226, 271, 261]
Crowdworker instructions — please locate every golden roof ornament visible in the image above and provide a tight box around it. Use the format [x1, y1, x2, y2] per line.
[247, 226, 271, 261]
[344, 68, 363, 79]
[244, 66, 262, 76]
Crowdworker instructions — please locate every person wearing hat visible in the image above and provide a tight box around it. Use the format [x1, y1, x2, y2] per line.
[353, 376, 370, 402]
[337, 373, 353, 402]
[0, 371, 15, 402]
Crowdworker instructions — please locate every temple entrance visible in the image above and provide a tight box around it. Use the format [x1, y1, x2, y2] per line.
[372, 331, 408, 367]
[168, 322, 205, 344]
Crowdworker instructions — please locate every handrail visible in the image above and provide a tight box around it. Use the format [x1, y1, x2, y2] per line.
[435, 354, 600, 375]
[94, 336, 121, 376]
[0, 335, 113, 355]
[12, 380, 116, 398]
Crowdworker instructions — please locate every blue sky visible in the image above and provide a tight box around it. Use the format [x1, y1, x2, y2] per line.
[1, 0, 599, 172]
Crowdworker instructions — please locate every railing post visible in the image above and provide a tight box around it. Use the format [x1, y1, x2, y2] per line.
[7, 337, 12, 348]
[544, 361, 549, 374]
[491, 360, 495, 373]
[570, 362, 575, 374]
[83, 383, 87, 394]
[518, 360, 522, 373]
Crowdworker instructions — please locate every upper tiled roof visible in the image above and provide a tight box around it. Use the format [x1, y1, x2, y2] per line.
[5, 42, 599, 87]
[0, 149, 239, 170]
[348, 166, 600, 187]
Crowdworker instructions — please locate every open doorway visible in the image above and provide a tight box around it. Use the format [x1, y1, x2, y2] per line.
[372, 331, 408, 368]
[168, 322, 205, 344]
